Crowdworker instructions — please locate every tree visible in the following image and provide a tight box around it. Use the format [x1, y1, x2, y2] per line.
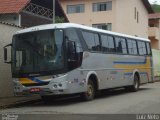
[152, 4, 160, 12]
[55, 16, 65, 23]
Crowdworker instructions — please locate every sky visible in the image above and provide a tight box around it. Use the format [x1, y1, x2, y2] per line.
[148, 0, 160, 5]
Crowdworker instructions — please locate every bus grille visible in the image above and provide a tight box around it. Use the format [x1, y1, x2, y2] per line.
[22, 82, 49, 87]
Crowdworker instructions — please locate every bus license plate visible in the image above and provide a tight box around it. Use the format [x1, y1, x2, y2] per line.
[30, 88, 41, 92]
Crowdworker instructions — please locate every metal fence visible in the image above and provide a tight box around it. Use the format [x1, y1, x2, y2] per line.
[23, 3, 53, 20]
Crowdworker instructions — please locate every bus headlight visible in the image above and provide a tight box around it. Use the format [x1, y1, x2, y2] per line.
[53, 84, 58, 88]
[52, 83, 63, 89]
[52, 74, 66, 78]
[58, 83, 62, 87]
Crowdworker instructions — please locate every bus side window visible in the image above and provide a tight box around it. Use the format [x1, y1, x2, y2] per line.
[108, 36, 115, 53]
[82, 31, 100, 52]
[115, 37, 127, 54]
[66, 28, 81, 43]
[93, 34, 101, 51]
[65, 28, 83, 70]
[65, 28, 83, 54]
[137, 41, 147, 55]
[101, 34, 115, 53]
[146, 42, 151, 55]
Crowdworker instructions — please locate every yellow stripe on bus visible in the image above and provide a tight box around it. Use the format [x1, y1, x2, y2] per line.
[19, 78, 36, 84]
[114, 57, 150, 69]
[114, 57, 152, 81]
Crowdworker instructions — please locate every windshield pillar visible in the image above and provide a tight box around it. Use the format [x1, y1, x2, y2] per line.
[65, 28, 83, 71]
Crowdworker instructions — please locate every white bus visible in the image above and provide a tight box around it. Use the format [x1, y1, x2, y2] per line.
[4, 23, 153, 101]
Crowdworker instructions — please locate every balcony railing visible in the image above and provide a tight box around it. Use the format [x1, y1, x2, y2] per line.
[148, 27, 160, 40]
[23, 3, 53, 20]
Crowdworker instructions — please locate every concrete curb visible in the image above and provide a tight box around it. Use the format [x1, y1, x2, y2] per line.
[0, 97, 41, 110]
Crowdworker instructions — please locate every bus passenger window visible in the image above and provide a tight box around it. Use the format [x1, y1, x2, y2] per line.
[66, 28, 83, 70]
[101, 35, 115, 53]
[65, 28, 83, 54]
[127, 39, 138, 55]
[82, 31, 100, 52]
[146, 42, 151, 55]
[138, 41, 147, 55]
[115, 37, 127, 54]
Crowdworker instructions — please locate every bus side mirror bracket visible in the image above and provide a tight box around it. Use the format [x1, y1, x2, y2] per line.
[4, 44, 12, 64]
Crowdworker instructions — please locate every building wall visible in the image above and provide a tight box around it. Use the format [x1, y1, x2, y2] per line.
[60, 0, 116, 29]
[115, 0, 148, 38]
[0, 14, 20, 26]
[60, 0, 148, 38]
[149, 19, 160, 49]
[0, 23, 22, 98]
[150, 37, 159, 49]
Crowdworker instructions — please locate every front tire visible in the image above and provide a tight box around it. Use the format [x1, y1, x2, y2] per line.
[81, 80, 95, 101]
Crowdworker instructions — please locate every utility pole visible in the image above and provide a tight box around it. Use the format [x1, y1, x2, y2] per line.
[53, 0, 55, 23]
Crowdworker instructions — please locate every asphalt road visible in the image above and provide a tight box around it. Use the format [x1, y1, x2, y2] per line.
[0, 82, 160, 119]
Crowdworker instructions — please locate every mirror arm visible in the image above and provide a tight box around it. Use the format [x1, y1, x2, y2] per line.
[5, 61, 13, 64]
[4, 44, 12, 48]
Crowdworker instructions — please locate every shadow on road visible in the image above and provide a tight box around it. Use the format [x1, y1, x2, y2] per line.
[19, 87, 152, 107]
[96, 87, 151, 99]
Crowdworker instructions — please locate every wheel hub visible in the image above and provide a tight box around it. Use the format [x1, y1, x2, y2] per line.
[87, 85, 93, 97]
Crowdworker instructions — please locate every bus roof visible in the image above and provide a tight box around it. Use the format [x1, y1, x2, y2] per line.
[16, 23, 150, 42]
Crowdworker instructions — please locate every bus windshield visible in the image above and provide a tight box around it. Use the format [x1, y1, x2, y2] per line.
[12, 29, 64, 75]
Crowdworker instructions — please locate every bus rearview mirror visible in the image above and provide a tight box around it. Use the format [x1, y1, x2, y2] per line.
[3, 44, 12, 64]
[4, 48, 7, 61]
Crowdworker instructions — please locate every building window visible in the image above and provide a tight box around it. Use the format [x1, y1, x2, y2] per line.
[134, 7, 139, 23]
[137, 11, 139, 23]
[134, 7, 136, 19]
[92, 23, 112, 31]
[93, 1, 112, 12]
[67, 4, 84, 14]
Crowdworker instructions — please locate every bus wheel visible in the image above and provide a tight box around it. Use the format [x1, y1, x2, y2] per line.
[82, 80, 95, 101]
[125, 74, 139, 92]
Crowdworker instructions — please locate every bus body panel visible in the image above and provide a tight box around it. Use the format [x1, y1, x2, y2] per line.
[81, 52, 152, 89]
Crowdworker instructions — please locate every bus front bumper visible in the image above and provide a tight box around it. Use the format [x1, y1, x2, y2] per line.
[13, 79, 70, 96]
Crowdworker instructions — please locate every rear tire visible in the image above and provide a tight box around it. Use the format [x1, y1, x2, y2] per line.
[125, 74, 139, 92]
[81, 80, 95, 101]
